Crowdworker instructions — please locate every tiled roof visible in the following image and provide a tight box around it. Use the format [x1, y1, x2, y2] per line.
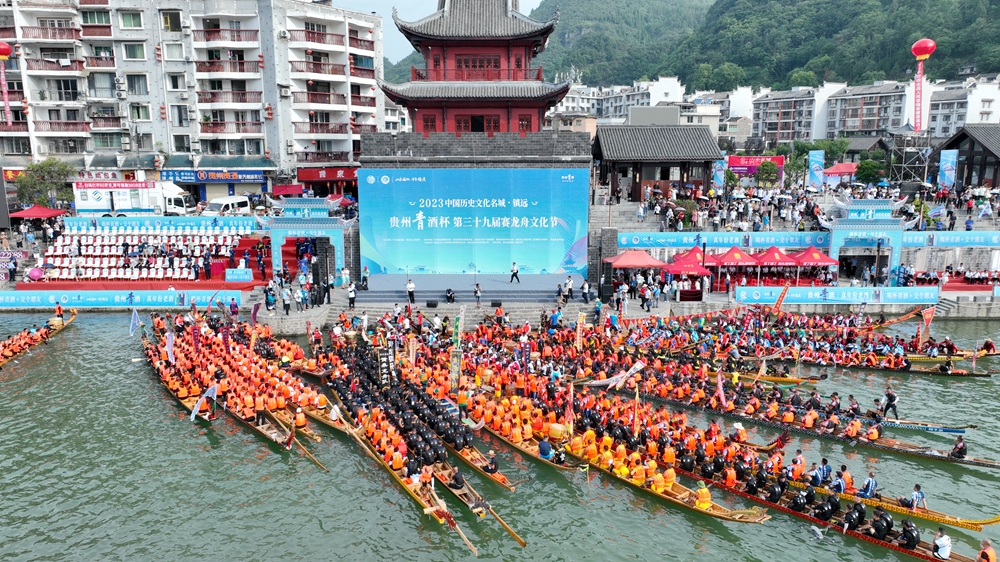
[754, 89, 817, 102]
[829, 82, 908, 98]
[393, 0, 556, 43]
[959, 124, 1000, 156]
[931, 89, 970, 102]
[379, 80, 570, 102]
[845, 137, 886, 152]
[594, 125, 722, 162]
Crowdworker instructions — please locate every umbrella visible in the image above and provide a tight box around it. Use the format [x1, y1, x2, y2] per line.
[27, 267, 43, 280]
[775, 194, 792, 199]
[652, 188, 663, 193]
[128, 251, 142, 257]
[40, 263, 56, 269]
[339, 198, 354, 207]
[255, 205, 266, 210]
[731, 193, 746, 199]
[877, 180, 890, 187]
[805, 187, 820, 193]
[664, 201, 677, 208]
[697, 195, 709, 201]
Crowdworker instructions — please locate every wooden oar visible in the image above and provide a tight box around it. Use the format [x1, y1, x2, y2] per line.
[429, 489, 478, 556]
[269, 409, 329, 472]
[489, 506, 525, 547]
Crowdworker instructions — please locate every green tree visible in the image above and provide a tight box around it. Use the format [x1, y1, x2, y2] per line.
[855, 70, 886, 85]
[855, 160, 884, 184]
[755, 160, 780, 188]
[691, 63, 713, 91]
[788, 70, 819, 87]
[14, 158, 75, 207]
[819, 138, 850, 164]
[783, 155, 805, 187]
[724, 169, 739, 190]
[709, 62, 746, 91]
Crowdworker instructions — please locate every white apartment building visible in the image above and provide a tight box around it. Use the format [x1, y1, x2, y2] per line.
[686, 86, 764, 121]
[548, 76, 684, 121]
[928, 74, 1000, 139]
[751, 83, 845, 145]
[825, 79, 937, 139]
[0, 0, 385, 199]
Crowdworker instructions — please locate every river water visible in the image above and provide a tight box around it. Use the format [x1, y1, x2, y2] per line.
[1, 313, 998, 561]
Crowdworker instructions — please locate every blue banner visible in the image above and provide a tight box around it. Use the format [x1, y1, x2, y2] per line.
[938, 150, 958, 189]
[158, 170, 266, 183]
[618, 231, 830, 249]
[712, 160, 725, 191]
[808, 150, 825, 189]
[65, 216, 259, 231]
[0, 290, 242, 308]
[359, 168, 589, 275]
[734, 286, 938, 305]
[903, 231, 1000, 247]
[225, 269, 254, 282]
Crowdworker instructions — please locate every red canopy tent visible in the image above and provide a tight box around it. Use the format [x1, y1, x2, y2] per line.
[602, 249, 668, 269]
[9, 205, 67, 219]
[664, 260, 711, 276]
[671, 245, 705, 264]
[789, 246, 838, 266]
[754, 246, 799, 267]
[824, 162, 857, 178]
[714, 246, 758, 267]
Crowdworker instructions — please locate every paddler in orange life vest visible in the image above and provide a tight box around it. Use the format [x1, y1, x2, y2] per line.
[730, 422, 748, 443]
[54, 303, 64, 320]
[980, 539, 997, 562]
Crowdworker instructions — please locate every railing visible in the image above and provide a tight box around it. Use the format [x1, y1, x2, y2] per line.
[350, 66, 375, 79]
[293, 121, 349, 134]
[348, 37, 374, 51]
[411, 66, 544, 81]
[88, 87, 115, 98]
[18, 0, 76, 7]
[351, 94, 376, 107]
[288, 29, 344, 46]
[33, 120, 90, 132]
[37, 89, 81, 101]
[353, 150, 362, 160]
[0, 122, 28, 132]
[79, 0, 110, 4]
[24, 58, 85, 71]
[296, 151, 348, 163]
[289, 61, 345, 75]
[291, 91, 346, 105]
[20, 26, 81, 40]
[196, 90, 262, 103]
[84, 56, 115, 68]
[90, 116, 121, 128]
[351, 124, 377, 133]
[192, 29, 259, 42]
[199, 121, 263, 133]
[194, 60, 259, 73]
[81, 24, 112, 37]
[7, 90, 24, 101]
[0, 26, 14, 38]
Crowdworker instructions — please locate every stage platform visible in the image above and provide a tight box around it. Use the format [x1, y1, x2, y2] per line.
[359, 273, 591, 305]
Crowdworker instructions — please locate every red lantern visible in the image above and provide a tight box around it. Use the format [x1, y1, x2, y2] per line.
[307, 80, 314, 85]
[911, 38, 936, 61]
[0, 41, 12, 59]
[308, 110, 314, 115]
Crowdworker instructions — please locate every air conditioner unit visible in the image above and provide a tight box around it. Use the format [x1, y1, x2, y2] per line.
[181, 20, 191, 28]
[120, 122, 129, 129]
[114, 77, 124, 84]
[278, 30, 289, 39]
[120, 137, 131, 148]
[179, 92, 189, 99]
[286, 146, 295, 154]
[182, 28, 191, 36]
[285, 139, 294, 146]
[37, 145, 48, 154]
[279, 88, 291, 97]
[115, 91, 127, 99]
[115, 83, 126, 91]
[187, 104, 196, 112]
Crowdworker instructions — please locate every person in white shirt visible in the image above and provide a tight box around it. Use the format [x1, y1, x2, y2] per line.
[361, 311, 369, 330]
[565, 276, 574, 299]
[406, 279, 415, 304]
[932, 527, 952, 559]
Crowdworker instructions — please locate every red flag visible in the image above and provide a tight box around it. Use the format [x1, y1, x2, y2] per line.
[190, 324, 200, 356]
[284, 419, 296, 448]
[632, 386, 641, 439]
[921, 306, 936, 330]
[714, 369, 728, 409]
[220, 324, 231, 355]
[773, 283, 791, 312]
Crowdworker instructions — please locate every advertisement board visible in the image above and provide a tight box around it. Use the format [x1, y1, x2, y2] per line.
[65, 216, 259, 231]
[734, 286, 938, 305]
[0, 290, 242, 309]
[359, 168, 589, 275]
[618, 231, 830, 249]
[808, 151, 825, 189]
[938, 150, 958, 189]
[157, 170, 266, 183]
[727, 155, 785, 178]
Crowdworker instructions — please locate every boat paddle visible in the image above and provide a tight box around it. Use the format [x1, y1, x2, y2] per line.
[268, 409, 329, 472]
[489, 506, 526, 547]
[428, 489, 478, 556]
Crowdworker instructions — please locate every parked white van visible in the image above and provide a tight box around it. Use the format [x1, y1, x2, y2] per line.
[202, 195, 251, 216]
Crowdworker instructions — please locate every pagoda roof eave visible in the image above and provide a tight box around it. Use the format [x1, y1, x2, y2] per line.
[379, 79, 571, 105]
[392, 5, 558, 52]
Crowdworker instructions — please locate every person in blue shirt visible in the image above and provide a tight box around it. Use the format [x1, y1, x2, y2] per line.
[537, 435, 553, 460]
[857, 471, 879, 499]
[965, 218, 975, 231]
[830, 471, 847, 493]
[806, 463, 823, 487]
[896, 484, 928, 511]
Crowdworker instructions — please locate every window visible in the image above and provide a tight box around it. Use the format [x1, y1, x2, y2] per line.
[81, 11, 111, 24]
[172, 134, 191, 152]
[93, 133, 122, 148]
[161, 11, 181, 31]
[120, 12, 143, 29]
[930, 103, 940, 111]
[93, 45, 113, 57]
[982, 112, 993, 120]
[686, 116, 695, 123]
[167, 74, 186, 90]
[304, 21, 327, 33]
[422, 114, 436, 133]
[124, 43, 145, 60]
[88, 73, 115, 98]
[91, 105, 115, 117]
[455, 115, 470, 132]
[39, 19, 72, 27]
[518, 114, 532, 132]
[352, 55, 374, 69]
[164, 43, 184, 60]
[697, 116, 703, 123]
[2, 138, 31, 155]
[49, 139, 85, 154]
[228, 20, 241, 29]
[126, 74, 148, 95]
[930, 115, 937, 122]
[207, 80, 223, 91]
[130, 104, 150, 120]
[136, 133, 153, 150]
[210, 110, 226, 122]
[170, 105, 189, 127]
[942, 127, 950, 135]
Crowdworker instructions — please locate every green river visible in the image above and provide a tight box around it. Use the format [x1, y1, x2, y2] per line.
[2, 313, 998, 561]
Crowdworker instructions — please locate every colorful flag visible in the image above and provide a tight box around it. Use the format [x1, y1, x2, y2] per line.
[165, 330, 176, 365]
[251, 302, 261, 326]
[190, 324, 200, 356]
[220, 324, 231, 355]
[205, 289, 222, 316]
[189, 385, 218, 421]
[980, 202, 992, 220]
[249, 331, 258, 356]
[921, 306, 936, 330]
[927, 205, 945, 219]
[565, 383, 575, 436]
[773, 284, 790, 312]
[632, 385, 641, 439]
[575, 312, 586, 351]
[129, 309, 140, 337]
[714, 369, 728, 409]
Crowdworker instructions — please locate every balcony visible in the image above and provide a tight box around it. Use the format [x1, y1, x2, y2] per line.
[0, 122, 28, 132]
[291, 91, 346, 105]
[410, 67, 544, 81]
[348, 37, 374, 51]
[194, 60, 259, 73]
[36, 89, 82, 101]
[350, 66, 375, 79]
[296, 151, 348, 163]
[84, 56, 115, 68]
[293, 121, 348, 134]
[25, 58, 85, 72]
[196, 90, 262, 103]
[352, 124, 377, 133]
[351, 94, 376, 107]
[199, 121, 263, 134]
[290, 61, 345, 76]
[0, 27, 14, 39]
[81, 24, 112, 37]
[20, 26, 81, 41]
[17, 0, 77, 8]
[90, 116, 121, 128]
[193, 29, 259, 42]
[79, 0, 109, 4]
[353, 150, 362, 161]
[33, 120, 90, 132]
[7, 90, 24, 101]
[288, 29, 344, 46]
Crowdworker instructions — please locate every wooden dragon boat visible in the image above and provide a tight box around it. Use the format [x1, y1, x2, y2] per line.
[0, 309, 76, 369]
[140, 334, 212, 423]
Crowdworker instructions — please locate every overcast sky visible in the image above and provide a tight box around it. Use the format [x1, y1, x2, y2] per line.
[338, 0, 544, 63]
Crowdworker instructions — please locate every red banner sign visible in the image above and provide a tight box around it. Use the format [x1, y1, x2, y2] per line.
[297, 167, 358, 181]
[3, 169, 24, 182]
[727, 155, 785, 167]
